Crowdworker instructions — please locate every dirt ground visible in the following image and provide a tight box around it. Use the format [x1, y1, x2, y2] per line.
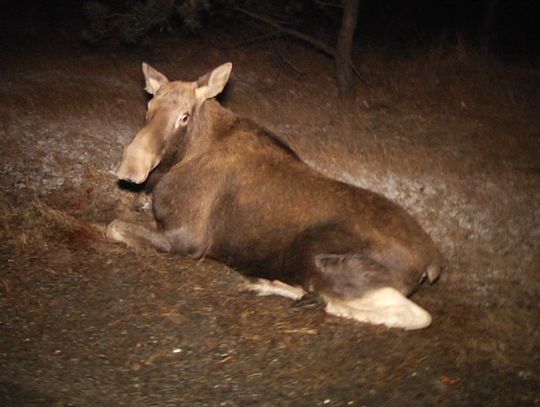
[1, 26, 539, 406]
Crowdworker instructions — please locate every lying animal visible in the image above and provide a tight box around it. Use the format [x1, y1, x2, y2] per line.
[107, 62, 441, 330]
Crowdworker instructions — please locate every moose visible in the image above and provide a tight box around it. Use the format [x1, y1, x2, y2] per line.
[107, 62, 442, 330]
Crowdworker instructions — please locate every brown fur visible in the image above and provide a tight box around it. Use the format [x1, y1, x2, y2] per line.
[109, 63, 441, 308]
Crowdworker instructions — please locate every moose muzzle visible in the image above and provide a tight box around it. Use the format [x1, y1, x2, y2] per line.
[115, 129, 161, 184]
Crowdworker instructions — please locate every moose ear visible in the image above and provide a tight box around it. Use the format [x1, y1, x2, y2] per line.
[195, 62, 233, 103]
[142, 63, 169, 95]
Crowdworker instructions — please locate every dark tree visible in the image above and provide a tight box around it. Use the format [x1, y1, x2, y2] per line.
[335, 0, 360, 99]
[81, 0, 363, 98]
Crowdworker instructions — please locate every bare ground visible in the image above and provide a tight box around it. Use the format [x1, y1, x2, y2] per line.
[1, 31, 539, 406]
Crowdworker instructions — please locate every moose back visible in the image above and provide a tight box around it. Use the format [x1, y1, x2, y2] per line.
[107, 62, 442, 330]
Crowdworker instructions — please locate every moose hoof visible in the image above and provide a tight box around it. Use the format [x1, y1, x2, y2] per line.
[325, 287, 432, 330]
[293, 292, 326, 310]
[106, 219, 130, 244]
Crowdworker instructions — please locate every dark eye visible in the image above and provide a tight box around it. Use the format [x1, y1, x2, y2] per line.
[175, 112, 190, 128]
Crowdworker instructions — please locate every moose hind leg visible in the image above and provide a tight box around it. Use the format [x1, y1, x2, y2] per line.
[315, 254, 432, 330]
[242, 278, 307, 300]
[107, 219, 172, 252]
[325, 287, 432, 330]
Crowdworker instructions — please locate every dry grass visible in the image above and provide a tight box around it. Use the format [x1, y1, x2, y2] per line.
[358, 40, 539, 118]
[0, 196, 104, 257]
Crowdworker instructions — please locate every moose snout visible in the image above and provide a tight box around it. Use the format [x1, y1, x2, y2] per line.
[115, 143, 159, 184]
[115, 168, 143, 184]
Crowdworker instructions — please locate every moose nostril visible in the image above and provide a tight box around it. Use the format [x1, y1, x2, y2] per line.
[115, 170, 131, 183]
[117, 172, 136, 183]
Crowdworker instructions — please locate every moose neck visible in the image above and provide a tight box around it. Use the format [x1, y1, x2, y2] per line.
[145, 99, 235, 192]
[182, 99, 237, 162]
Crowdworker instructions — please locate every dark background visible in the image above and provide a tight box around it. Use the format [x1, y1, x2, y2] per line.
[2, 0, 539, 63]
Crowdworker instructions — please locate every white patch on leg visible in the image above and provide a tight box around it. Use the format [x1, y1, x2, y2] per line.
[243, 278, 306, 300]
[324, 287, 432, 330]
[106, 219, 128, 244]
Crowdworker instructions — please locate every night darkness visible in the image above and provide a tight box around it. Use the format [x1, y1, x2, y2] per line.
[2, 0, 540, 61]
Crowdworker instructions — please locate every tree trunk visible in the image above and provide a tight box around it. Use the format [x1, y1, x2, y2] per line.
[335, 0, 360, 99]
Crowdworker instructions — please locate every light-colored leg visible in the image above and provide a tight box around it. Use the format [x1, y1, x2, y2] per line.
[106, 219, 172, 252]
[324, 287, 432, 330]
[243, 278, 307, 300]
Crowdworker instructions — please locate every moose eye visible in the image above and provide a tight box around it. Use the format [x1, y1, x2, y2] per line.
[175, 112, 190, 129]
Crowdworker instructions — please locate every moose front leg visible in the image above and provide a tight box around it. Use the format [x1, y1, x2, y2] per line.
[107, 219, 172, 252]
[107, 219, 209, 259]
